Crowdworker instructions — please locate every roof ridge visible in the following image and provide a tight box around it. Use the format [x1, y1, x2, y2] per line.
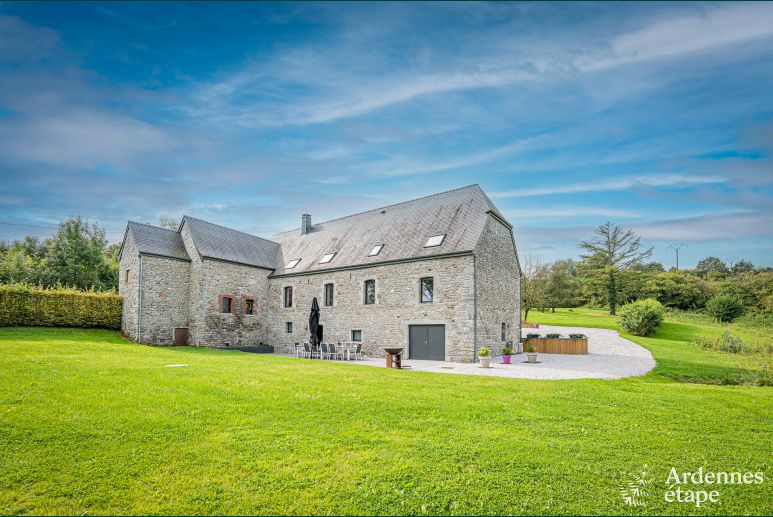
[127, 220, 179, 234]
[273, 184, 481, 236]
[182, 215, 280, 246]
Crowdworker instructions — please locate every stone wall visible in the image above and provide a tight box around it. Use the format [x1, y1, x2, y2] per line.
[138, 255, 191, 345]
[118, 232, 139, 340]
[265, 255, 477, 362]
[191, 259, 273, 346]
[474, 215, 520, 357]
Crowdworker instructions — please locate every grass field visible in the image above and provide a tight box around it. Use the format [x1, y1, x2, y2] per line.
[1, 319, 771, 515]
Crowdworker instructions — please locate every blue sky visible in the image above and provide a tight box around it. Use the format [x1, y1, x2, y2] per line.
[0, 1, 772, 267]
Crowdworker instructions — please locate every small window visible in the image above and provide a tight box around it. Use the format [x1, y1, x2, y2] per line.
[286, 258, 301, 269]
[420, 277, 434, 303]
[424, 234, 446, 247]
[283, 286, 293, 308]
[286, 322, 293, 334]
[324, 283, 334, 306]
[125, 269, 131, 283]
[369, 244, 383, 256]
[221, 296, 233, 313]
[319, 252, 336, 264]
[351, 330, 362, 342]
[501, 323, 507, 341]
[245, 299, 255, 315]
[364, 279, 375, 305]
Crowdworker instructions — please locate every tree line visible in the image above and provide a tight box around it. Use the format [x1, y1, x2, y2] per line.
[522, 222, 772, 322]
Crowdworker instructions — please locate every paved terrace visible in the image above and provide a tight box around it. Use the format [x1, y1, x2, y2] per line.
[277, 325, 656, 380]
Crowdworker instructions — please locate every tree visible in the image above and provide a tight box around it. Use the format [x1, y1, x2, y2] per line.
[41, 216, 111, 290]
[631, 261, 665, 274]
[730, 260, 755, 276]
[695, 256, 729, 277]
[645, 270, 709, 309]
[545, 259, 581, 310]
[580, 222, 653, 315]
[521, 253, 549, 321]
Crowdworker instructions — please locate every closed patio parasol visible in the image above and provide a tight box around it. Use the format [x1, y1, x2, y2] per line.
[309, 297, 320, 349]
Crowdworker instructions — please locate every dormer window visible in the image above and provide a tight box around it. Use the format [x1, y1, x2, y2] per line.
[286, 258, 301, 269]
[369, 244, 384, 257]
[319, 252, 336, 264]
[424, 234, 446, 248]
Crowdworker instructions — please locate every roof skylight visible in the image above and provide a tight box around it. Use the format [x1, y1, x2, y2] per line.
[424, 234, 446, 248]
[319, 252, 336, 264]
[286, 258, 301, 269]
[369, 244, 384, 257]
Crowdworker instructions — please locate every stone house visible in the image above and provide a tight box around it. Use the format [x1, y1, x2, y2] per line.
[118, 184, 521, 362]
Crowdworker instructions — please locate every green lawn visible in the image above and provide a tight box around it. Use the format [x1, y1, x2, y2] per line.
[526, 308, 772, 385]
[1, 325, 771, 515]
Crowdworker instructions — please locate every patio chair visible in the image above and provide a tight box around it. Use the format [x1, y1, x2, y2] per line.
[354, 343, 363, 360]
[328, 342, 343, 360]
[294, 342, 301, 358]
[320, 342, 329, 360]
[302, 342, 311, 359]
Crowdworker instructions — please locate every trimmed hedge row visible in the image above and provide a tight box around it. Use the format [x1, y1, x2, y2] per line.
[0, 284, 122, 329]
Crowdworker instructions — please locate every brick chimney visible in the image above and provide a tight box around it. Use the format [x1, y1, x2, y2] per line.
[301, 213, 312, 235]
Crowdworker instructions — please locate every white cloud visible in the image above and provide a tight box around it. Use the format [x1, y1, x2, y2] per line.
[490, 175, 728, 198]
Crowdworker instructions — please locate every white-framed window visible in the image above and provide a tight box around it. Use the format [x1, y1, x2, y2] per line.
[351, 330, 362, 342]
[283, 286, 293, 308]
[286, 258, 301, 269]
[324, 283, 334, 306]
[368, 244, 384, 256]
[420, 277, 434, 303]
[319, 252, 336, 264]
[364, 279, 376, 305]
[424, 234, 446, 248]
[286, 322, 293, 334]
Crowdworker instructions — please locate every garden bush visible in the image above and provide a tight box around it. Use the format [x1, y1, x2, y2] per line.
[617, 298, 665, 336]
[0, 284, 121, 329]
[705, 294, 744, 323]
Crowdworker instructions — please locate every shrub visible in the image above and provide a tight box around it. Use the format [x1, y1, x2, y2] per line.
[526, 333, 540, 339]
[717, 331, 744, 353]
[478, 346, 490, 357]
[0, 283, 121, 329]
[501, 347, 512, 356]
[705, 294, 744, 323]
[617, 298, 665, 336]
[569, 333, 587, 339]
[545, 333, 561, 338]
[527, 345, 536, 353]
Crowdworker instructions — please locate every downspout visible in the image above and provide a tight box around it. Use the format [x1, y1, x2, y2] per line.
[473, 254, 478, 363]
[137, 255, 144, 343]
[518, 272, 523, 353]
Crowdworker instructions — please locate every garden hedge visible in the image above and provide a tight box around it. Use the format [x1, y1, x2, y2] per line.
[0, 284, 122, 329]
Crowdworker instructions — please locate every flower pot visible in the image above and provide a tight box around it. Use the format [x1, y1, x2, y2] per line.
[502, 355, 511, 364]
[479, 356, 491, 368]
[527, 353, 538, 363]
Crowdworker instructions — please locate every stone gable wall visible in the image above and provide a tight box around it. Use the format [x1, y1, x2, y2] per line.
[138, 255, 190, 345]
[473, 216, 520, 357]
[118, 232, 140, 340]
[265, 255, 476, 362]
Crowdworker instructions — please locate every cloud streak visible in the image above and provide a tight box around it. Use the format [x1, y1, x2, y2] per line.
[490, 175, 729, 198]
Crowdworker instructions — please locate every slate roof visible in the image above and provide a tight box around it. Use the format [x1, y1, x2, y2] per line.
[270, 184, 509, 275]
[121, 185, 511, 274]
[124, 222, 190, 261]
[180, 216, 280, 269]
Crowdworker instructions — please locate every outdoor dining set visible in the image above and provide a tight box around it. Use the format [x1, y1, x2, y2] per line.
[293, 342, 365, 361]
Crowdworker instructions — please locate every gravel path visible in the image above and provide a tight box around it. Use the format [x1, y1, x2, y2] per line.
[280, 325, 656, 381]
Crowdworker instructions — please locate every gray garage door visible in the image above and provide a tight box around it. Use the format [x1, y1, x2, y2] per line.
[409, 325, 445, 360]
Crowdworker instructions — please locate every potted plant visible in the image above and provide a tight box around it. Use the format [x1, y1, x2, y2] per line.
[478, 346, 491, 368]
[527, 345, 538, 363]
[501, 346, 512, 364]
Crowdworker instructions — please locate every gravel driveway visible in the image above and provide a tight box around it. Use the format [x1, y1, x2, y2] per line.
[282, 325, 656, 380]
